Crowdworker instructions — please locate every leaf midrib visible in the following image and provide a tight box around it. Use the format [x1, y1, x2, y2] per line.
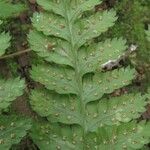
[63, 1, 87, 149]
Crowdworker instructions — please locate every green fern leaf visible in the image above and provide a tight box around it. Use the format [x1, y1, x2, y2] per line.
[70, 0, 102, 22]
[0, 9, 30, 149]
[31, 12, 69, 41]
[0, 20, 11, 56]
[0, 115, 31, 150]
[31, 66, 135, 101]
[97, 122, 150, 150]
[77, 10, 117, 48]
[29, 0, 150, 149]
[28, 30, 73, 66]
[31, 64, 77, 94]
[0, 20, 25, 112]
[82, 67, 135, 103]
[30, 120, 150, 150]
[30, 89, 82, 125]
[0, 0, 25, 19]
[31, 10, 116, 48]
[29, 30, 127, 73]
[36, 0, 101, 18]
[0, 32, 10, 56]
[86, 93, 148, 132]
[30, 88, 148, 132]
[30, 121, 75, 150]
[36, 0, 63, 17]
[79, 38, 127, 74]
[0, 78, 25, 112]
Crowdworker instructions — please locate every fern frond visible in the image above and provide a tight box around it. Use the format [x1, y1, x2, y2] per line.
[31, 12, 69, 41]
[86, 93, 148, 132]
[28, 30, 73, 66]
[77, 10, 117, 48]
[29, 30, 127, 73]
[36, 0, 63, 17]
[0, 78, 25, 112]
[83, 67, 135, 103]
[30, 121, 75, 150]
[79, 38, 127, 74]
[97, 121, 150, 149]
[0, 20, 25, 112]
[30, 120, 150, 150]
[0, 32, 10, 56]
[30, 89, 82, 125]
[29, 0, 150, 149]
[30, 88, 148, 132]
[0, 115, 31, 150]
[31, 64, 77, 94]
[0, 0, 25, 19]
[31, 10, 117, 47]
[36, 0, 101, 18]
[0, 18, 25, 112]
[0, 8, 30, 149]
[70, 0, 102, 22]
[0, 20, 11, 56]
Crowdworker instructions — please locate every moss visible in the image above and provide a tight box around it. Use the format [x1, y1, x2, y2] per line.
[97, 0, 150, 88]
[100, 0, 150, 63]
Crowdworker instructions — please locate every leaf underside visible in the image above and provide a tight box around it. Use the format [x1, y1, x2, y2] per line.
[30, 120, 150, 150]
[0, 115, 31, 150]
[0, 78, 25, 113]
[29, 0, 150, 149]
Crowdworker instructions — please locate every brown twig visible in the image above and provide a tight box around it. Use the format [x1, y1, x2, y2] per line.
[0, 49, 31, 60]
